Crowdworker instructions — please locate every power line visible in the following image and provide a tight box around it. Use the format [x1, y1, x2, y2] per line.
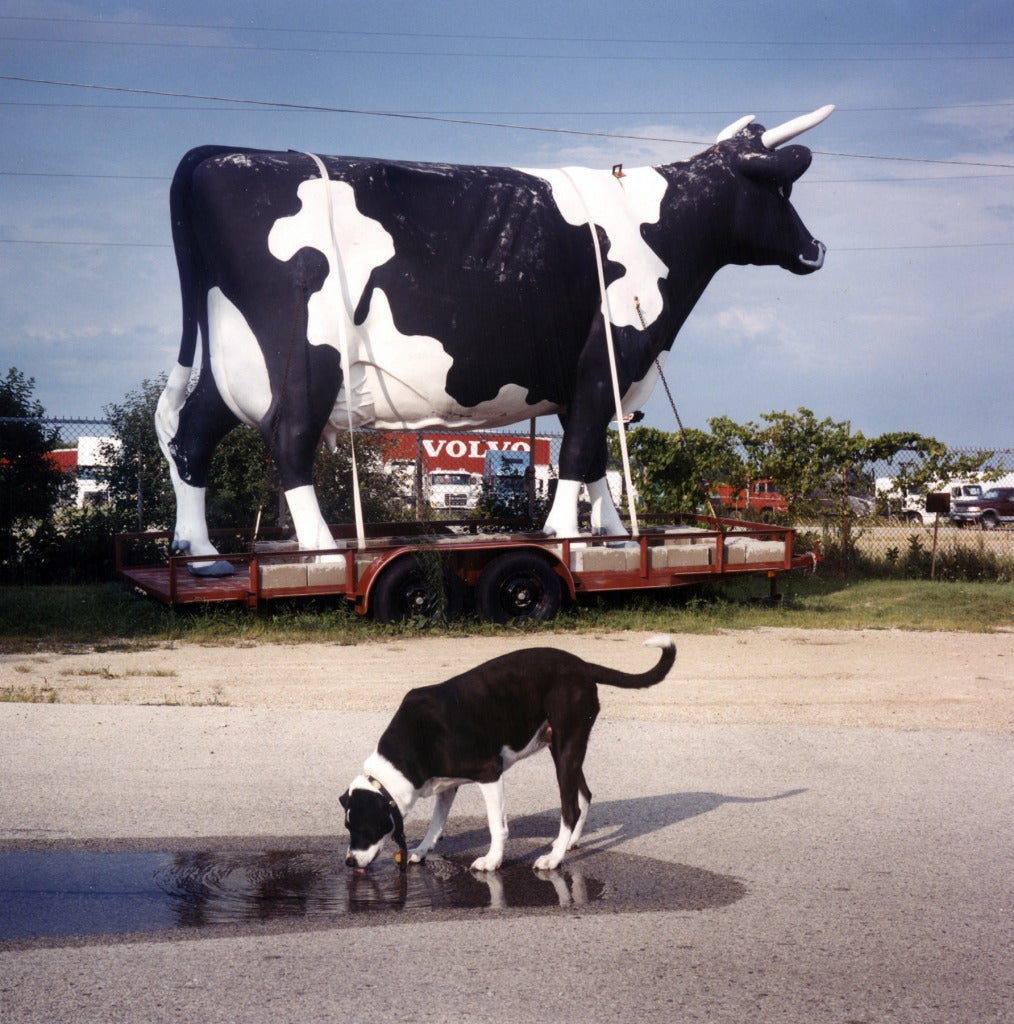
[2, 14, 1011, 48]
[5, 169, 1013, 185]
[3, 75, 1013, 170]
[3, 99, 1013, 115]
[1, 239, 1010, 253]
[4, 33, 1012, 62]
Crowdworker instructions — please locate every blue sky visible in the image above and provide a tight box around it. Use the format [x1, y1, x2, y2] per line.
[1, 0, 1011, 447]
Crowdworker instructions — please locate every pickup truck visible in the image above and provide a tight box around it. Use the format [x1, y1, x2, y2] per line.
[950, 486, 1014, 529]
[711, 479, 787, 521]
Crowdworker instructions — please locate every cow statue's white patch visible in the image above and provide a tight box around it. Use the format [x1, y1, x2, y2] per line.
[354, 289, 559, 431]
[268, 177, 396, 427]
[523, 165, 669, 329]
[207, 287, 273, 426]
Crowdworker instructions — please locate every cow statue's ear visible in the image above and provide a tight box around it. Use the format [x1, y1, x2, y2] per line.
[339, 789, 351, 811]
[735, 145, 813, 188]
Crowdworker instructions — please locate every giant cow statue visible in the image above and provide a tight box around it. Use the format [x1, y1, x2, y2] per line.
[156, 105, 833, 572]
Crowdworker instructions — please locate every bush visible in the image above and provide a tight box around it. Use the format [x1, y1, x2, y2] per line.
[6, 506, 130, 584]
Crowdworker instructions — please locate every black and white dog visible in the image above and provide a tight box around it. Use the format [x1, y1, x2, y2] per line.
[340, 635, 675, 873]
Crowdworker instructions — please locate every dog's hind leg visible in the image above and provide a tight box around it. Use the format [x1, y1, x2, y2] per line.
[409, 785, 459, 863]
[470, 778, 508, 872]
[536, 735, 593, 872]
[567, 778, 592, 849]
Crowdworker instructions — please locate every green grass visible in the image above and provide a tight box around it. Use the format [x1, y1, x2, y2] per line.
[0, 576, 1010, 653]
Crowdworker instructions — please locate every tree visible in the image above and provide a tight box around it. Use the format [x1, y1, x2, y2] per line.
[705, 407, 998, 572]
[102, 376, 176, 531]
[608, 426, 745, 515]
[104, 375, 407, 536]
[0, 368, 74, 572]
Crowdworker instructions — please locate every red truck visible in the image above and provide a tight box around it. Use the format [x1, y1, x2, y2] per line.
[710, 479, 787, 521]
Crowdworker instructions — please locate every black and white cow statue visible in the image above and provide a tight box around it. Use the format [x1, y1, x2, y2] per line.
[157, 105, 832, 572]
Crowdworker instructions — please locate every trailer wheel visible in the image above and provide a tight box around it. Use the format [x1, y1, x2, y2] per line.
[371, 555, 464, 624]
[476, 552, 561, 623]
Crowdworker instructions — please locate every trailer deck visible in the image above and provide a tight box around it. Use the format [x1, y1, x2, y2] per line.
[117, 515, 816, 622]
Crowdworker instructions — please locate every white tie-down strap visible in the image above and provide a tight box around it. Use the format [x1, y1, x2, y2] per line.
[557, 168, 639, 537]
[303, 152, 365, 549]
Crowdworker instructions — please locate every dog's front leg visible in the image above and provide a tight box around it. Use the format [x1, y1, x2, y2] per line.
[470, 778, 508, 872]
[409, 786, 458, 863]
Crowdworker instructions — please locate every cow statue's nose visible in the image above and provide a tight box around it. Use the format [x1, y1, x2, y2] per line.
[796, 239, 826, 273]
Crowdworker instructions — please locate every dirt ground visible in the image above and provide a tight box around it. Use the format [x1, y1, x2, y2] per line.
[4, 627, 1011, 733]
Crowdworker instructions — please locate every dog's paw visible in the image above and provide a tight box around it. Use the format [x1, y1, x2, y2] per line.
[469, 853, 503, 872]
[533, 851, 564, 872]
[408, 851, 427, 864]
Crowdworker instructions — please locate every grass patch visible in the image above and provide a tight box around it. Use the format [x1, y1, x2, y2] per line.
[142, 687, 230, 707]
[0, 576, 1010, 653]
[0, 684, 59, 703]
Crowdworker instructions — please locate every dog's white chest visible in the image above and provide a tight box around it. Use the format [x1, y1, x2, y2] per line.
[419, 777, 471, 798]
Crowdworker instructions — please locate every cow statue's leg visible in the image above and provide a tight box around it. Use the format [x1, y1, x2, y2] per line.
[260, 365, 344, 559]
[543, 476, 625, 538]
[542, 336, 630, 538]
[586, 477, 627, 536]
[283, 483, 340, 557]
[155, 363, 240, 576]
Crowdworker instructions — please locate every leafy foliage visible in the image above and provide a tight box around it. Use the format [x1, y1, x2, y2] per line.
[0, 368, 75, 576]
[102, 373, 408, 535]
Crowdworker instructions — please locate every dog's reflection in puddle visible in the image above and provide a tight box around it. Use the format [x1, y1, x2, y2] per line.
[345, 856, 604, 913]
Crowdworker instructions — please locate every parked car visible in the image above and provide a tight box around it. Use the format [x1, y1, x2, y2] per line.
[710, 479, 787, 521]
[950, 487, 1014, 529]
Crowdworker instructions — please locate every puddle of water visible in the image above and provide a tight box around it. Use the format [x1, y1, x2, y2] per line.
[0, 846, 744, 943]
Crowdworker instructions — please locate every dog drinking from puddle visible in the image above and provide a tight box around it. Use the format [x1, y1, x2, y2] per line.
[340, 635, 675, 873]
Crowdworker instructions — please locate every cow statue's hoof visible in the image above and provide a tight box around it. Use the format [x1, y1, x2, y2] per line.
[171, 540, 236, 577]
[187, 559, 236, 577]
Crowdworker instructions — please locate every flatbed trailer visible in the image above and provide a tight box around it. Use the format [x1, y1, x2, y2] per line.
[116, 514, 816, 623]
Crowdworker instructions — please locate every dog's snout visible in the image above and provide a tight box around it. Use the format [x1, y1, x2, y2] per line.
[345, 853, 356, 867]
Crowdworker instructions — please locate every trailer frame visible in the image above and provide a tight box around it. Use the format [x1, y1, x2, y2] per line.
[116, 514, 817, 622]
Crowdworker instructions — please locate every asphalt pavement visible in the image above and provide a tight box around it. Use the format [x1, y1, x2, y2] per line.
[1, 704, 1010, 1023]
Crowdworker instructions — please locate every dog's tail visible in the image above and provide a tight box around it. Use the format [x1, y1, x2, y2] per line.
[596, 634, 676, 690]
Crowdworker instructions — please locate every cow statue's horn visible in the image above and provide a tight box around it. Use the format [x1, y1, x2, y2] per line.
[761, 104, 835, 150]
[715, 115, 755, 143]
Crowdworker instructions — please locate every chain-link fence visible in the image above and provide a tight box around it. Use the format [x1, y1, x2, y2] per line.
[4, 417, 1012, 580]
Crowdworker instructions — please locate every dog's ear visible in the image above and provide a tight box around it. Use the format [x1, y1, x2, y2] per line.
[339, 789, 350, 811]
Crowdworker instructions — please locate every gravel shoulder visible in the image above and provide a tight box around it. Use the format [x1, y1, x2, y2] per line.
[4, 627, 1011, 732]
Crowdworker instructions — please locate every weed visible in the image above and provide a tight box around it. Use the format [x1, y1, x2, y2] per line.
[0, 685, 59, 703]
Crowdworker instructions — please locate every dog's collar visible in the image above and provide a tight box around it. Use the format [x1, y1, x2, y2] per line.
[366, 774, 398, 809]
[367, 775, 408, 871]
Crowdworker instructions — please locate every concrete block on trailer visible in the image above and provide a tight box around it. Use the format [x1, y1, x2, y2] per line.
[648, 546, 669, 569]
[258, 562, 308, 589]
[666, 544, 712, 567]
[577, 545, 640, 572]
[742, 539, 786, 563]
[660, 526, 709, 544]
[306, 561, 348, 587]
[723, 537, 785, 565]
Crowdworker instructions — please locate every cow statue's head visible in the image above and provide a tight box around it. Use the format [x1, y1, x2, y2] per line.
[710, 104, 833, 275]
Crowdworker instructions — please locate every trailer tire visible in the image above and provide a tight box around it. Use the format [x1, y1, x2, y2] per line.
[371, 555, 464, 624]
[476, 552, 561, 624]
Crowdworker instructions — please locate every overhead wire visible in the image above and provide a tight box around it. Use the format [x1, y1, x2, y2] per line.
[2, 75, 1013, 170]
